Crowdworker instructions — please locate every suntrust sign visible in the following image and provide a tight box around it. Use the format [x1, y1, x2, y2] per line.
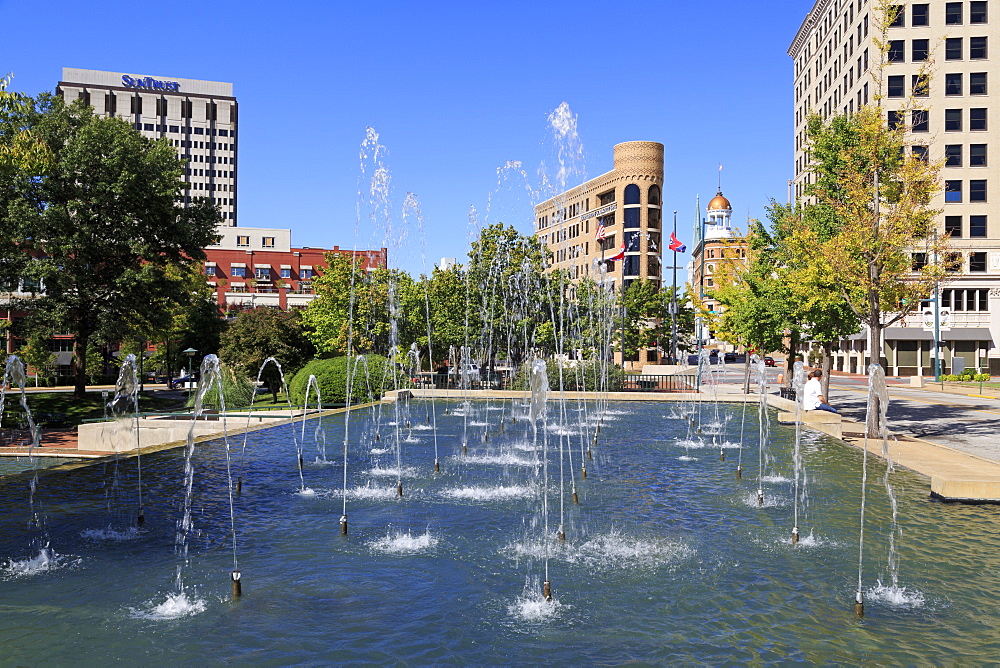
[121, 74, 180, 92]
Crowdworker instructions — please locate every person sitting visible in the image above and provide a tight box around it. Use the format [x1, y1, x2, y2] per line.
[803, 369, 838, 413]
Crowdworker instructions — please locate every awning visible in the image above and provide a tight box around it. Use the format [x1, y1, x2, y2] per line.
[254, 263, 270, 269]
[230, 262, 246, 268]
[230, 282, 246, 287]
[205, 261, 216, 266]
[280, 264, 292, 269]
[55, 352, 74, 365]
[300, 265, 313, 270]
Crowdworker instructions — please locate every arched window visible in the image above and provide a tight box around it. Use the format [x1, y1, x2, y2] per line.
[624, 184, 641, 205]
[648, 185, 660, 205]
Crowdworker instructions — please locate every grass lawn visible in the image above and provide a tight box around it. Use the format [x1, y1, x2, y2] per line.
[2, 392, 183, 428]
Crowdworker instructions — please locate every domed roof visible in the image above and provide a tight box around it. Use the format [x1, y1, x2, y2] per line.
[707, 190, 731, 211]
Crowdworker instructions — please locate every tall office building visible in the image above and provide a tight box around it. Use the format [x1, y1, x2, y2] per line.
[789, 1, 1000, 375]
[57, 68, 238, 226]
[534, 141, 665, 366]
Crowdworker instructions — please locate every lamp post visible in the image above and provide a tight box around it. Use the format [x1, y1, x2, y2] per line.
[182, 348, 198, 390]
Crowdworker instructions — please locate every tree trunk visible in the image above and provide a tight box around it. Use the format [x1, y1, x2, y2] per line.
[821, 341, 833, 399]
[73, 332, 88, 398]
[866, 321, 884, 438]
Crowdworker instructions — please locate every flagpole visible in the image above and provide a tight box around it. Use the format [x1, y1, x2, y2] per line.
[671, 210, 678, 365]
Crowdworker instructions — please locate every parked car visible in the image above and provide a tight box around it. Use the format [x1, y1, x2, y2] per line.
[448, 363, 480, 383]
[763, 356, 776, 367]
[723, 352, 737, 363]
[169, 372, 200, 389]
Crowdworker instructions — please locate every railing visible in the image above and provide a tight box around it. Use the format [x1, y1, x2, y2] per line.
[621, 374, 697, 392]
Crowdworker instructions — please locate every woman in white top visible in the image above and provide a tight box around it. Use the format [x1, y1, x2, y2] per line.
[803, 369, 838, 413]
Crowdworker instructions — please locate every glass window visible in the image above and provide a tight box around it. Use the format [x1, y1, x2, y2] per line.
[888, 110, 903, 130]
[912, 74, 929, 97]
[262, 236, 275, 248]
[624, 184, 641, 205]
[205, 265, 216, 276]
[888, 40, 905, 61]
[946, 37, 963, 60]
[889, 4, 905, 26]
[912, 145, 929, 162]
[280, 268, 291, 279]
[970, 36, 988, 59]
[945, 73, 963, 95]
[912, 39, 929, 61]
[647, 185, 660, 205]
[945, 108, 963, 131]
[911, 109, 929, 132]
[231, 266, 246, 278]
[945, 144, 963, 166]
[970, 144, 987, 166]
[623, 207, 640, 228]
[300, 268, 313, 279]
[255, 267, 270, 279]
[979, 289, 989, 311]
[970, 252, 987, 272]
[624, 231, 641, 252]
[970, 215, 987, 237]
[946, 2, 963, 24]
[623, 255, 640, 276]
[912, 252, 927, 270]
[970, 179, 987, 201]
[912, 3, 929, 25]
[945, 253, 963, 273]
[945, 180, 963, 202]
[888, 75, 905, 97]
[970, 1, 988, 23]
[970, 108, 987, 130]
[236, 235, 250, 247]
[945, 215, 963, 237]
[970, 72, 988, 95]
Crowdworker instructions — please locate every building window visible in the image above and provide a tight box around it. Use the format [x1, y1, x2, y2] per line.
[231, 266, 246, 278]
[181, 100, 192, 118]
[970, 36, 988, 59]
[205, 265, 216, 276]
[104, 93, 117, 114]
[970, 179, 987, 202]
[911, 39, 929, 61]
[624, 184, 641, 205]
[970, 108, 987, 130]
[970, 1, 988, 23]
[598, 190, 615, 206]
[945, 253, 963, 273]
[912, 74, 929, 97]
[623, 207, 640, 228]
[623, 255, 640, 276]
[945, 108, 962, 131]
[130, 95, 142, 114]
[262, 236, 275, 248]
[912, 3, 929, 25]
[946, 2, 963, 24]
[912, 145, 928, 162]
[888, 110, 903, 130]
[970, 144, 987, 167]
[280, 268, 291, 279]
[236, 235, 250, 247]
[945, 73, 963, 96]
[945, 144, 963, 167]
[912, 252, 927, 270]
[255, 267, 270, 280]
[889, 4, 905, 26]
[888, 75, 905, 97]
[648, 185, 660, 205]
[624, 231, 641, 252]
[970, 252, 987, 272]
[946, 37, 963, 60]
[300, 268, 313, 279]
[945, 215, 963, 237]
[970, 72, 987, 95]
[911, 109, 929, 132]
[970, 215, 988, 237]
[945, 180, 963, 202]
[888, 40, 905, 62]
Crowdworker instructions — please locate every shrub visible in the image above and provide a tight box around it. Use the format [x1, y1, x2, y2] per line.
[975, 373, 991, 382]
[288, 355, 408, 405]
[945, 374, 960, 382]
[511, 359, 624, 392]
[186, 364, 255, 409]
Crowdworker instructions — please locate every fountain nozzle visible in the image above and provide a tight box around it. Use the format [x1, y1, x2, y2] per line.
[405, 420, 411, 429]
[587, 448, 593, 461]
[757, 489, 764, 507]
[231, 570, 242, 599]
[542, 580, 552, 601]
[396, 481, 403, 497]
[581, 466, 587, 479]
[719, 449, 725, 462]
[434, 459, 440, 473]
[736, 465, 742, 480]
[791, 527, 799, 545]
[854, 591, 864, 617]
[557, 525, 566, 541]
[340, 514, 348, 535]
[298, 454, 304, 470]
[236, 475, 242, 494]
[375, 432, 381, 442]
[461, 443, 467, 455]
[572, 489, 579, 505]
[482, 433, 489, 443]
[137, 509, 145, 527]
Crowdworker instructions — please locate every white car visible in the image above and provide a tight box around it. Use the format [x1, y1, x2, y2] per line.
[448, 363, 480, 382]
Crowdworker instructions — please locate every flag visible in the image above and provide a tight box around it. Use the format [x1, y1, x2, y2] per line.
[669, 231, 686, 253]
[595, 222, 606, 240]
[608, 242, 625, 262]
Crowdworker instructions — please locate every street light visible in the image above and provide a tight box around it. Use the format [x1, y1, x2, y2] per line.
[182, 348, 198, 389]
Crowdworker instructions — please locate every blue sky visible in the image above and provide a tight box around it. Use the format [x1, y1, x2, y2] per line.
[3, 0, 812, 278]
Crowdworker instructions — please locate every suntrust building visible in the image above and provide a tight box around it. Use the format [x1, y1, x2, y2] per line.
[57, 68, 238, 226]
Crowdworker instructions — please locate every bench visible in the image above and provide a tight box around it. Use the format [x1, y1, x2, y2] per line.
[777, 410, 843, 439]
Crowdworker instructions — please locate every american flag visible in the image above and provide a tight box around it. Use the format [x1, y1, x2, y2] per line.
[595, 222, 606, 240]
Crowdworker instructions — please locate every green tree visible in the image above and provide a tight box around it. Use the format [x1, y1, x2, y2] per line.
[19, 332, 56, 387]
[219, 307, 316, 402]
[1, 93, 221, 397]
[620, 279, 667, 362]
